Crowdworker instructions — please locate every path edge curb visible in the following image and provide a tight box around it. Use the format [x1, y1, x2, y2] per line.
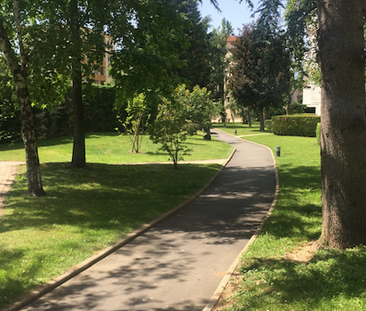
[202, 129, 280, 311]
[2, 148, 236, 311]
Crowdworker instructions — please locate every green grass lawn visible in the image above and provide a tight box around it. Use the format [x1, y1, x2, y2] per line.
[0, 131, 232, 163]
[0, 132, 232, 309]
[215, 122, 366, 311]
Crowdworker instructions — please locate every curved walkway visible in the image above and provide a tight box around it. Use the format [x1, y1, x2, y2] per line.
[5, 129, 276, 311]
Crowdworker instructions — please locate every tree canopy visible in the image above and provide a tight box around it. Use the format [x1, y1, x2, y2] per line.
[228, 16, 291, 130]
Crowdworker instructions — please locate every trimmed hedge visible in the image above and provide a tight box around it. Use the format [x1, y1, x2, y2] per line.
[272, 114, 320, 137]
[316, 122, 321, 145]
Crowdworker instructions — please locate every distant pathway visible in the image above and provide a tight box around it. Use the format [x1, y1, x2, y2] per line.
[0, 161, 24, 216]
[12, 130, 276, 311]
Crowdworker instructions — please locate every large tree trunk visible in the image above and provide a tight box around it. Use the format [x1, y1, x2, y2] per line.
[71, 70, 86, 168]
[0, 12, 45, 197]
[70, 0, 86, 168]
[317, 0, 366, 248]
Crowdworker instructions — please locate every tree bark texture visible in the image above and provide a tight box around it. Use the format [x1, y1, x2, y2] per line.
[259, 108, 265, 131]
[15, 72, 46, 196]
[317, 0, 366, 248]
[71, 67, 86, 168]
[247, 108, 252, 127]
[70, 0, 86, 168]
[0, 16, 45, 196]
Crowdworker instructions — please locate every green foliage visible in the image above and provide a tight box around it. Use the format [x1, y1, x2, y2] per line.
[149, 94, 191, 169]
[316, 122, 321, 145]
[228, 7, 292, 131]
[207, 19, 233, 119]
[285, 0, 318, 88]
[184, 85, 219, 135]
[0, 56, 20, 143]
[290, 102, 306, 114]
[122, 93, 149, 153]
[83, 84, 118, 133]
[0, 84, 119, 142]
[149, 84, 216, 168]
[109, 0, 186, 103]
[226, 99, 248, 124]
[173, 0, 212, 89]
[264, 119, 272, 131]
[272, 114, 320, 137]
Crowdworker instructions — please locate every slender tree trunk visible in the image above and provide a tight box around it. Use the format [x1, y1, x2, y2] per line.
[247, 108, 252, 127]
[259, 108, 264, 131]
[17, 78, 46, 196]
[0, 8, 45, 196]
[70, 0, 86, 168]
[317, 0, 366, 248]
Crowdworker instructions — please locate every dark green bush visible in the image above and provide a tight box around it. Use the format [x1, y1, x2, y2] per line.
[264, 119, 272, 132]
[316, 122, 321, 145]
[83, 84, 119, 132]
[272, 114, 320, 137]
[1, 84, 121, 143]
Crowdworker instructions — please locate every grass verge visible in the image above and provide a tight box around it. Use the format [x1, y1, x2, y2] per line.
[214, 122, 366, 311]
[0, 133, 231, 309]
[0, 132, 232, 163]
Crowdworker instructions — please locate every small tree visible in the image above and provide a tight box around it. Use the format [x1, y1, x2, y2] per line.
[149, 97, 191, 169]
[123, 94, 149, 154]
[185, 85, 220, 140]
[149, 84, 216, 168]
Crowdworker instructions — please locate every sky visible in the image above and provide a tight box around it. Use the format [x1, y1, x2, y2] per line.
[199, 0, 260, 35]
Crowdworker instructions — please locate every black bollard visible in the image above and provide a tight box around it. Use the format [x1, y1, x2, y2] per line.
[276, 146, 281, 157]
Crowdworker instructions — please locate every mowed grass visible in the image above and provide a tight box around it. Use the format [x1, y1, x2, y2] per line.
[0, 131, 232, 163]
[0, 132, 232, 309]
[215, 122, 366, 311]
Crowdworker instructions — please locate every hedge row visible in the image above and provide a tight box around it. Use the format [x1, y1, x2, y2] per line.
[0, 85, 122, 143]
[271, 114, 320, 137]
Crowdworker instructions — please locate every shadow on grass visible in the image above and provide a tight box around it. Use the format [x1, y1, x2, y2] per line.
[236, 246, 366, 309]
[1, 163, 224, 233]
[259, 164, 322, 241]
[0, 136, 75, 152]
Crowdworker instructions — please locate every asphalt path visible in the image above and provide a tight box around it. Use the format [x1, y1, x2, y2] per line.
[20, 129, 276, 311]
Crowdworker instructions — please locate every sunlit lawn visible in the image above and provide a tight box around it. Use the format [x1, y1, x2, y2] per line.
[0, 131, 232, 163]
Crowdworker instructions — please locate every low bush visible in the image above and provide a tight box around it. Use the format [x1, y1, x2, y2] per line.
[316, 122, 321, 145]
[264, 119, 272, 132]
[272, 114, 320, 137]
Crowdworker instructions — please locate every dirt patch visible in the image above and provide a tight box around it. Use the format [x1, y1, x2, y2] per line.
[283, 240, 319, 263]
[212, 269, 242, 311]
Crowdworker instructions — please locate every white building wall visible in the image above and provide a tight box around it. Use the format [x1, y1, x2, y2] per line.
[303, 84, 321, 116]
